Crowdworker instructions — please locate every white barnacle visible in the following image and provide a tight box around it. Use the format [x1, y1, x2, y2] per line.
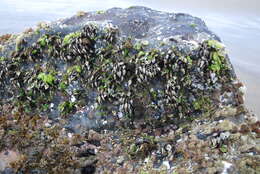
[117, 71, 121, 77]
[97, 96, 102, 103]
[128, 79, 132, 86]
[123, 69, 126, 76]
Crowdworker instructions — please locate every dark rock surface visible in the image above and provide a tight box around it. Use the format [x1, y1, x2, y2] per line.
[0, 6, 237, 129]
[0, 6, 259, 174]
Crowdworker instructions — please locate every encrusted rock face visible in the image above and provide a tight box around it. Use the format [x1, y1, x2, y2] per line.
[0, 6, 259, 174]
[0, 6, 240, 130]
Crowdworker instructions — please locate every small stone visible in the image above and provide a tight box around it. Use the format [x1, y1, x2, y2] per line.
[141, 40, 149, 46]
[68, 133, 73, 138]
[240, 124, 250, 134]
[217, 120, 236, 131]
[117, 156, 124, 165]
[0, 150, 21, 171]
[44, 122, 51, 128]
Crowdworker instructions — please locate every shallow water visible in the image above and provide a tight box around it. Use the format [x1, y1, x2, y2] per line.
[1, 0, 259, 117]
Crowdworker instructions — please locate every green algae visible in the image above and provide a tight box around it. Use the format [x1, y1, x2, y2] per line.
[63, 32, 81, 45]
[0, 56, 6, 62]
[209, 51, 225, 73]
[58, 101, 75, 115]
[97, 10, 105, 14]
[207, 40, 223, 50]
[206, 40, 230, 75]
[67, 65, 82, 74]
[37, 73, 56, 86]
[220, 145, 228, 153]
[31, 49, 38, 55]
[38, 35, 48, 47]
[193, 96, 212, 112]
[190, 23, 197, 28]
[59, 82, 68, 91]
[186, 56, 193, 65]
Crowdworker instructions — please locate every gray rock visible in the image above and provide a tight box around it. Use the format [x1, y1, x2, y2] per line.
[0, 6, 241, 133]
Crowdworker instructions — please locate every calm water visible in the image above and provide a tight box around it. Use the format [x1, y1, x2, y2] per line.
[1, 0, 260, 117]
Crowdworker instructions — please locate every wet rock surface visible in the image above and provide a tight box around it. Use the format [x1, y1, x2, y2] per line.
[0, 6, 259, 174]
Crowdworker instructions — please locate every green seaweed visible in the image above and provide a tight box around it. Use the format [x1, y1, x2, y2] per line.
[0, 56, 6, 62]
[58, 101, 75, 115]
[31, 49, 38, 55]
[206, 40, 228, 74]
[209, 51, 225, 74]
[67, 65, 82, 74]
[97, 10, 105, 14]
[37, 73, 56, 86]
[63, 32, 81, 45]
[186, 56, 193, 65]
[220, 145, 228, 153]
[190, 23, 197, 28]
[59, 82, 68, 91]
[35, 28, 40, 35]
[193, 96, 212, 111]
[38, 35, 48, 47]
[134, 42, 143, 50]
[42, 104, 49, 111]
[207, 40, 223, 50]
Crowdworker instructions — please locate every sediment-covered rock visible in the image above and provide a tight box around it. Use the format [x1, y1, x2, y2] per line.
[0, 6, 259, 174]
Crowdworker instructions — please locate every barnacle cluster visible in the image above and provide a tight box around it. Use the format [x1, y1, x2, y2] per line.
[0, 6, 259, 173]
[0, 23, 235, 123]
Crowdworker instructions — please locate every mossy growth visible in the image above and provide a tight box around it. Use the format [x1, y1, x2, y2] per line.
[190, 23, 197, 28]
[206, 40, 229, 74]
[67, 65, 82, 74]
[209, 51, 225, 74]
[31, 49, 38, 55]
[207, 40, 223, 50]
[34, 28, 40, 35]
[97, 10, 105, 14]
[127, 133, 157, 160]
[0, 56, 6, 62]
[134, 42, 144, 51]
[193, 96, 213, 113]
[41, 103, 49, 111]
[58, 101, 75, 115]
[37, 72, 56, 86]
[63, 32, 81, 45]
[38, 34, 48, 47]
[220, 145, 228, 153]
[59, 81, 68, 91]
[186, 56, 193, 65]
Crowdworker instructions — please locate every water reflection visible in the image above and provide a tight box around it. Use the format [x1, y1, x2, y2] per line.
[0, 0, 260, 116]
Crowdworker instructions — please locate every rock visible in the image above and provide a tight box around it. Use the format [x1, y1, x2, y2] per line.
[0, 6, 259, 174]
[116, 156, 124, 165]
[217, 120, 237, 131]
[0, 6, 239, 131]
[0, 150, 21, 171]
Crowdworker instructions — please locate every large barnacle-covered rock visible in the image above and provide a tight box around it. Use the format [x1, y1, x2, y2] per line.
[0, 6, 259, 174]
[0, 6, 241, 129]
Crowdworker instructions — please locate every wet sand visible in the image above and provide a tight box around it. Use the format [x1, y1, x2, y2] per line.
[0, 0, 259, 118]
